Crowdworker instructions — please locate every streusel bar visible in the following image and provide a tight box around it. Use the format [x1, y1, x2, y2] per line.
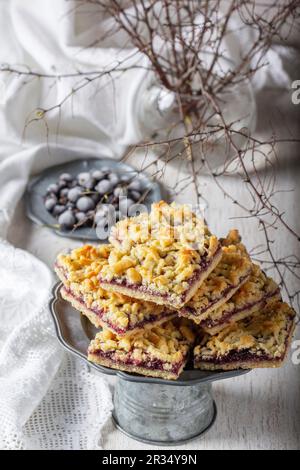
[179, 232, 252, 323]
[55, 245, 175, 336]
[88, 319, 195, 380]
[194, 301, 296, 371]
[199, 264, 280, 335]
[99, 201, 222, 309]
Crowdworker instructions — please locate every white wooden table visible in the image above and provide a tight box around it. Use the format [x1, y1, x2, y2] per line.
[7, 87, 300, 450]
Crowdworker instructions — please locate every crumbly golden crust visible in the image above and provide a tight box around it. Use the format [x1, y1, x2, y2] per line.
[60, 286, 176, 335]
[219, 229, 246, 251]
[99, 201, 222, 308]
[89, 320, 195, 361]
[194, 301, 296, 370]
[60, 286, 104, 328]
[88, 319, 196, 379]
[194, 359, 286, 371]
[56, 244, 111, 281]
[202, 300, 270, 336]
[195, 322, 296, 371]
[200, 264, 280, 334]
[55, 244, 175, 335]
[87, 354, 184, 380]
[110, 201, 210, 253]
[179, 239, 252, 322]
[99, 249, 223, 309]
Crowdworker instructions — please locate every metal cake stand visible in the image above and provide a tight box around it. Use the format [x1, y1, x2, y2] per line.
[49, 282, 249, 445]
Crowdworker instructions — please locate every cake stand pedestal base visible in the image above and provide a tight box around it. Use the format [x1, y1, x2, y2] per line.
[112, 378, 217, 445]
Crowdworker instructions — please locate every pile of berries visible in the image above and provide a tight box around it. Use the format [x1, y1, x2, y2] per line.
[44, 168, 144, 230]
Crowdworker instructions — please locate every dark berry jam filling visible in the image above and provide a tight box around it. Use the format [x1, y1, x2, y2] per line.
[92, 350, 184, 375]
[195, 348, 273, 364]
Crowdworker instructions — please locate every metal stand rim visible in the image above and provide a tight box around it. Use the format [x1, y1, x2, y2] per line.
[112, 401, 217, 447]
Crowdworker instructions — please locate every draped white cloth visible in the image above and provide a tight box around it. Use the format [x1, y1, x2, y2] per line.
[0, 0, 298, 450]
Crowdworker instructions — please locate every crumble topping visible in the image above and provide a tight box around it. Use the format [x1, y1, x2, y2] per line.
[195, 301, 295, 360]
[203, 264, 279, 324]
[89, 319, 195, 364]
[219, 229, 248, 254]
[56, 245, 170, 330]
[56, 244, 111, 283]
[100, 201, 220, 296]
[110, 201, 207, 251]
[182, 239, 252, 315]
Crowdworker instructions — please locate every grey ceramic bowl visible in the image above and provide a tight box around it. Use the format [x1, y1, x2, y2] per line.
[26, 158, 161, 241]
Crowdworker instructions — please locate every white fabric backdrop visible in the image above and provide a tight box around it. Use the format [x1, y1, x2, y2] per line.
[0, 0, 299, 450]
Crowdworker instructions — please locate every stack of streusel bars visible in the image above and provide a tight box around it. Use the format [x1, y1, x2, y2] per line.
[55, 201, 296, 380]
